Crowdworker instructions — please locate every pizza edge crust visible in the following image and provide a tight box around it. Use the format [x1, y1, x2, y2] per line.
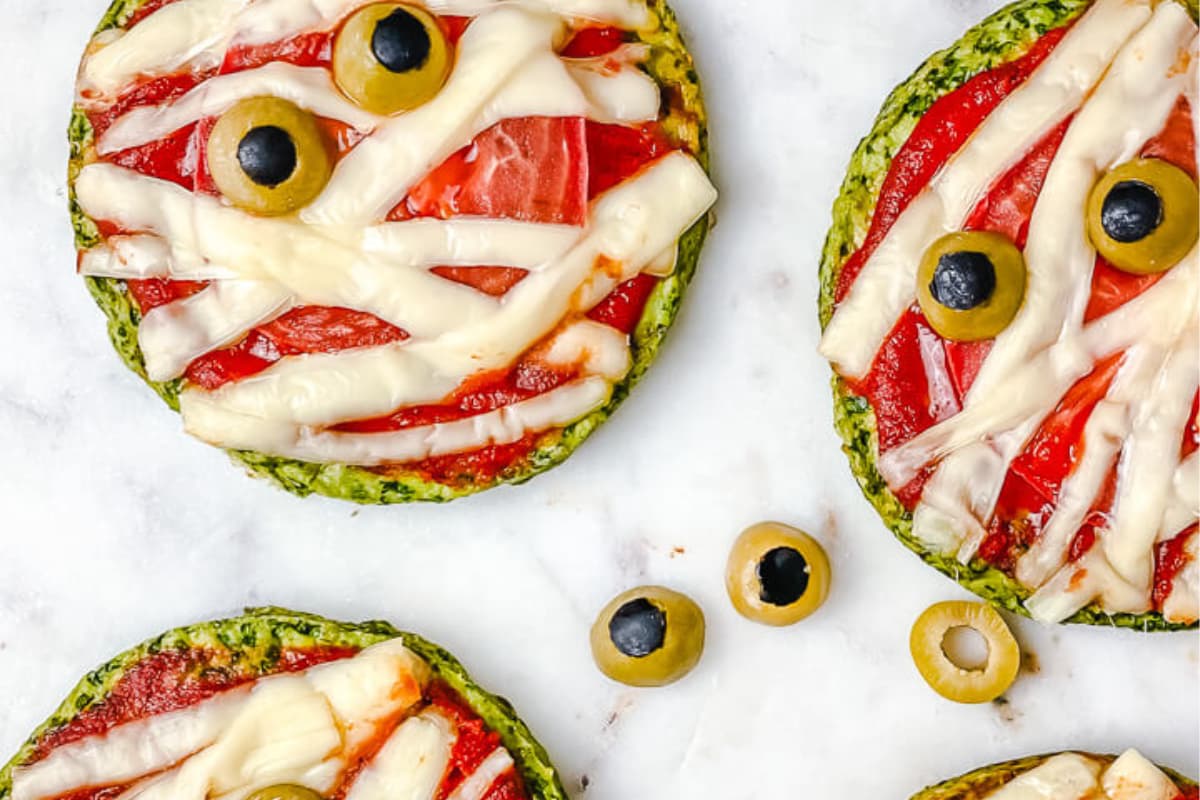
[816, 0, 1198, 631]
[0, 607, 569, 800]
[908, 752, 1198, 800]
[67, 0, 714, 505]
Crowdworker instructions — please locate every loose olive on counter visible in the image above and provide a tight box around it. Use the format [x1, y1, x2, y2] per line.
[246, 785, 324, 800]
[590, 586, 705, 687]
[334, 3, 452, 115]
[909, 600, 1020, 704]
[726, 522, 830, 626]
[1086, 158, 1198, 275]
[916, 231, 1027, 341]
[208, 96, 332, 215]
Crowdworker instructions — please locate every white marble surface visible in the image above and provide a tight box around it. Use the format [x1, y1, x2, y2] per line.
[0, 0, 1196, 797]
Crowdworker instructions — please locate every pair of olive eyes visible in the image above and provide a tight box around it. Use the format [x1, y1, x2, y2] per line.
[917, 159, 1199, 342]
[209, 2, 451, 215]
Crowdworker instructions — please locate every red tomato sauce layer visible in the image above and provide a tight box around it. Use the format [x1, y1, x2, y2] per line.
[31, 646, 525, 800]
[832, 20, 1198, 608]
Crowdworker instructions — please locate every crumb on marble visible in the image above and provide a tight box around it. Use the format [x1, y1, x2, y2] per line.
[1020, 649, 1040, 675]
[992, 695, 1020, 724]
[671, 546, 686, 558]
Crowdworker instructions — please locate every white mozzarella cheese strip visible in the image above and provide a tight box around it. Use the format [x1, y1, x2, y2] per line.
[883, 248, 1198, 491]
[1101, 749, 1183, 800]
[1025, 545, 1150, 623]
[79, 0, 246, 98]
[182, 374, 612, 463]
[357, 219, 582, 270]
[181, 153, 711, 431]
[13, 639, 430, 800]
[139, 281, 294, 381]
[79, 236, 237, 281]
[234, 0, 649, 48]
[1159, 451, 1199, 540]
[1162, 531, 1199, 625]
[343, 712, 455, 800]
[98, 63, 381, 155]
[818, 0, 1154, 379]
[75, 164, 498, 338]
[1014, 345, 1167, 587]
[565, 46, 660, 124]
[446, 747, 515, 800]
[966, 4, 1198, 399]
[10, 688, 251, 800]
[302, 9, 570, 225]
[1103, 331, 1200, 589]
[984, 753, 1102, 800]
[543, 320, 632, 379]
[118, 676, 343, 800]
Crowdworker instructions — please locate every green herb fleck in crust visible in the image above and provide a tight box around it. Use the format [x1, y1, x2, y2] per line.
[69, 0, 713, 503]
[909, 753, 1197, 799]
[0, 608, 568, 800]
[817, 0, 1196, 630]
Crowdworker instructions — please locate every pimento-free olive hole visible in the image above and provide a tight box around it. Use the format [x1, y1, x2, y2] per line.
[756, 546, 810, 606]
[609, 598, 667, 658]
[941, 625, 990, 672]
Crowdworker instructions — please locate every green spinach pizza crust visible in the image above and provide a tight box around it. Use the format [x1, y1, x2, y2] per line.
[0, 607, 567, 800]
[69, 0, 715, 504]
[818, 0, 1200, 629]
[910, 751, 1198, 800]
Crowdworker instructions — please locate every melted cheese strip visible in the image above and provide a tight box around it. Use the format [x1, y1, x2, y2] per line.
[302, 9, 568, 225]
[1103, 331, 1200, 590]
[75, 164, 500, 338]
[446, 748, 515, 800]
[343, 712, 455, 800]
[1159, 451, 1199, 539]
[565, 45, 660, 124]
[1025, 544, 1149, 623]
[79, 236, 236, 281]
[984, 753, 1102, 800]
[12, 639, 429, 800]
[178, 154, 708, 431]
[140, 281, 293, 381]
[79, 0, 246, 98]
[1163, 531, 1199, 625]
[818, 0, 1154, 379]
[357, 219, 581, 270]
[1102, 750, 1184, 800]
[98, 63, 380, 155]
[183, 373, 613, 463]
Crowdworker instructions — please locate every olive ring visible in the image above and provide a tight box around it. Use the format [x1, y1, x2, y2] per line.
[909, 600, 1020, 704]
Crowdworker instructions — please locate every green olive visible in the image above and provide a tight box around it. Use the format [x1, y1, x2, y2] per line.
[245, 785, 324, 800]
[726, 522, 830, 626]
[910, 601, 1020, 704]
[207, 96, 332, 216]
[589, 586, 704, 687]
[916, 231, 1026, 342]
[1086, 158, 1198, 275]
[334, 3, 452, 115]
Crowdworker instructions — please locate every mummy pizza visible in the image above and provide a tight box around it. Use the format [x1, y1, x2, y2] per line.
[69, 0, 716, 503]
[911, 751, 1197, 800]
[818, 0, 1200, 628]
[0, 609, 567, 800]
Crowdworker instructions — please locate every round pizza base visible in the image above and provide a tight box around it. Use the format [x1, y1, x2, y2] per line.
[910, 753, 1198, 800]
[69, 0, 712, 504]
[0, 607, 568, 799]
[816, 0, 1196, 630]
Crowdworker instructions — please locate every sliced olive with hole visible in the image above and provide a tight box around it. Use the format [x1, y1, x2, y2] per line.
[1086, 158, 1198, 275]
[916, 231, 1027, 342]
[726, 522, 831, 626]
[334, 3, 452, 115]
[590, 586, 704, 687]
[909, 600, 1020, 704]
[208, 96, 332, 216]
[245, 785, 324, 800]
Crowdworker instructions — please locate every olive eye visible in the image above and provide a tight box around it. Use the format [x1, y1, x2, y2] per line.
[1087, 158, 1198, 275]
[589, 586, 705, 687]
[334, 3, 452, 115]
[916, 231, 1026, 342]
[245, 785, 325, 800]
[726, 522, 831, 626]
[208, 97, 332, 216]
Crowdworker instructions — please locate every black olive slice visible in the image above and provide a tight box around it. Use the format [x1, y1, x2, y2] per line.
[371, 8, 432, 74]
[1101, 180, 1164, 244]
[929, 251, 997, 311]
[757, 546, 811, 607]
[237, 125, 298, 188]
[609, 598, 667, 658]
